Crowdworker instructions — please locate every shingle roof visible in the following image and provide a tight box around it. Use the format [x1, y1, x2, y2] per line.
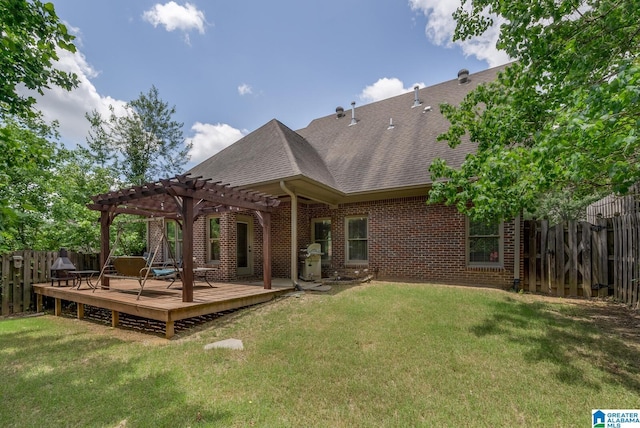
[189, 64, 507, 195]
[189, 119, 337, 188]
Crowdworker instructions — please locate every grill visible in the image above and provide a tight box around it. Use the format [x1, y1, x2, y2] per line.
[299, 243, 322, 281]
[51, 248, 77, 287]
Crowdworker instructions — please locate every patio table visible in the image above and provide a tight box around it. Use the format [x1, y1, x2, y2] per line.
[193, 267, 218, 287]
[72, 270, 100, 290]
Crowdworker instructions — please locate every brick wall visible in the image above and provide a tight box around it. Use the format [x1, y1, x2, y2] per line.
[272, 196, 517, 288]
[148, 195, 519, 288]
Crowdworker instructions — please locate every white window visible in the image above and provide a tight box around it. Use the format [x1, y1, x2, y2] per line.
[467, 218, 503, 266]
[346, 216, 368, 263]
[208, 216, 221, 264]
[312, 218, 331, 264]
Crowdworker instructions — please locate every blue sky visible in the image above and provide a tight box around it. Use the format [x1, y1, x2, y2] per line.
[33, 0, 509, 169]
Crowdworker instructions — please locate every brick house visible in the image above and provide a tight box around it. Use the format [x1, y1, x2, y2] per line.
[158, 64, 522, 289]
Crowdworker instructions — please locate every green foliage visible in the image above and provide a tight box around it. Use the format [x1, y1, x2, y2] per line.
[0, 0, 82, 252]
[0, 122, 121, 253]
[86, 85, 192, 186]
[526, 188, 608, 223]
[0, 0, 78, 120]
[36, 149, 117, 252]
[112, 217, 147, 256]
[0, 119, 58, 252]
[429, 0, 640, 222]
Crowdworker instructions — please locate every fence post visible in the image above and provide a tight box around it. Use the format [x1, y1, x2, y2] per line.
[12, 253, 23, 313]
[600, 218, 610, 297]
[624, 214, 632, 305]
[1, 255, 10, 315]
[632, 213, 639, 308]
[613, 216, 622, 302]
[528, 220, 537, 293]
[556, 224, 565, 296]
[22, 250, 33, 312]
[540, 220, 549, 293]
[568, 221, 578, 296]
[581, 221, 592, 297]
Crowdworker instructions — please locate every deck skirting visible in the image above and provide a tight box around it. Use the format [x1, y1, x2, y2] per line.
[33, 279, 288, 338]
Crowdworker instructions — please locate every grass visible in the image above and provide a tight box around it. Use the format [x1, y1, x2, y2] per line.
[1, 282, 639, 427]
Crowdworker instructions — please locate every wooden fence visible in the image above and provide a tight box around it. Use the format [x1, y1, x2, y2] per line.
[0, 251, 99, 316]
[523, 216, 639, 309]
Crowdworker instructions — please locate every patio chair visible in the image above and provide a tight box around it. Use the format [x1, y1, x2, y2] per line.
[151, 259, 181, 288]
[104, 256, 153, 300]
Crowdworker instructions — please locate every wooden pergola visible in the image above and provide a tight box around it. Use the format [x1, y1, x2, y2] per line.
[88, 174, 280, 302]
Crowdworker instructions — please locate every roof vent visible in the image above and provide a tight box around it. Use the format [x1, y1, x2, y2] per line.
[349, 101, 357, 126]
[412, 85, 422, 108]
[387, 118, 395, 130]
[458, 68, 469, 84]
[336, 106, 345, 118]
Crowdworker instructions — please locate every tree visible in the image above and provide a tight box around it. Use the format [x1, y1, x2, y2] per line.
[86, 85, 192, 186]
[428, 0, 640, 222]
[0, 0, 79, 251]
[35, 148, 116, 252]
[0, 119, 59, 251]
[30, 147, 147, 255]
[0, 0, 78, 120]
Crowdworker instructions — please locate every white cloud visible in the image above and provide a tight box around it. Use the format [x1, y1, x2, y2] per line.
[27, 48, 127, 147]
[186, 122, 246, 164]
[408, 0, 511, 67]
[360, 78, 426, 103]
[237, 83, 253, 96]
[142, 2, 207, 42]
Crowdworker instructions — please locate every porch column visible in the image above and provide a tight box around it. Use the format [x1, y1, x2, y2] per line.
[262, 212, 272, 289]
[182, 196, 194, 302]
[280, 181, 298, 284]
[100, 210, 111, 289]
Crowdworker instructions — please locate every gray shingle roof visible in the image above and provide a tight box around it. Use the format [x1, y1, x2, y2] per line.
[189, 64, 507, 195]
[189, 119, 337, 188]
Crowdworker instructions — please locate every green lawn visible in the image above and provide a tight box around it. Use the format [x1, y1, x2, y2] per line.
[1, 282, 638, 427]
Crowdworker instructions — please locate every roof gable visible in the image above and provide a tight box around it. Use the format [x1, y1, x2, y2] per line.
[189, 119, 336, 188]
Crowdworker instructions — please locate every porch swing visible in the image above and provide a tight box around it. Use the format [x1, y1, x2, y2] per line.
[94, 219, 181, 300]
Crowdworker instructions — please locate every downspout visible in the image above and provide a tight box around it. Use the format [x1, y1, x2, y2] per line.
[280, 181, 299, 288]
[513, 213, 521, 291]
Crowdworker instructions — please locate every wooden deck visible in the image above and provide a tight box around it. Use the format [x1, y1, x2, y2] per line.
[33, 278, 293, 338]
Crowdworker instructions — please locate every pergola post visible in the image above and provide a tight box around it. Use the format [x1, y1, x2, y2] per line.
[262, 212, 272, 289]
[182, 195, 194, 302]
[100, 210, 111, 289]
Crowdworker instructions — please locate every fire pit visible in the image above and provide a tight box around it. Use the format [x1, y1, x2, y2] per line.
[50, 248, 77, 287]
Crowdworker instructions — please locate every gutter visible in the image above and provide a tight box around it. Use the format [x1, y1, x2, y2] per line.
[280, 181, 299, 288]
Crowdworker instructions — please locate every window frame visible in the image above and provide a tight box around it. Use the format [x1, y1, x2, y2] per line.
[345, 215, 368, 265]
[466, 217, 504, 267]
[165, 220, 183, 261]
[311, 218, 332, 265]
[207, 215, 222, 265]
